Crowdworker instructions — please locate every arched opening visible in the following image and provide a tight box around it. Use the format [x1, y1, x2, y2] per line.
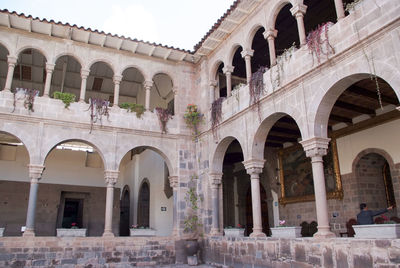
[118, 146, 173, 236]
[152, 73, 174, 114]
[354, 153, 396, 218]
[274, 4, 299, 57]
[119, 185, 131, 236]
[216, 62, 226, 98]
[251, 27, 270, 70]
[303, 0, 337, 35]
[0, 43, 9, 90]
[42, 140, 108, 237]
[0, 131, 30, 236]
[12, 48, 47, 96]
[231, 46, 247, 89]
[138, 180, 150, 227]
[50, 55, 82, 101]
[86, 61, 114, 103]
[119, 67, 145, 108]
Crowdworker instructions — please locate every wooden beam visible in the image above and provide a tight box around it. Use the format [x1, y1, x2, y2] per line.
[267, 135, 298, 143]
[330, 114, 353, 123]
[348, 85, 398, 105]
[270, 126, 301, 135]
[334, 100, 375, 115]
[266, 142, 283, 148]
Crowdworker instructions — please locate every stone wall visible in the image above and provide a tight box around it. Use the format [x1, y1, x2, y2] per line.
[0, 181, 120, 237]
[203, 237, 400, 268]
[0, 237, 175, 267]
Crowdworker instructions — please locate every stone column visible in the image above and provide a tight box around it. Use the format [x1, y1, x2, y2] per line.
[290, 4, 308, 46]
[103, 170, 119, 237]
[3, 56, 17, 92]
[209, 80, 217, 104]
[334, 0, 345, 20]
[172, 88, 178, 115]
[300, 137, 336, 238]
[264, 29, 278, 66]
[169, 176, 179, 237]
[79, 69, 90, 102]
[241, 49, 254, 84]
[243, 159, 266, 237]
[209, 173, 222, 236]
[43, 63, 55, 97]
[143, 80, 154, 110]
[112, 75, 122, 107]
[222, 65, 234, 97]
[23, 164, 45, 237]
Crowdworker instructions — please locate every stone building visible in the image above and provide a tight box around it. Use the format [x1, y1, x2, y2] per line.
[1, 0, 400, 267]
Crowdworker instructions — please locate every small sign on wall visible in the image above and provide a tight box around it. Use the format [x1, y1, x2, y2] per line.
[161, 207, 167, 211]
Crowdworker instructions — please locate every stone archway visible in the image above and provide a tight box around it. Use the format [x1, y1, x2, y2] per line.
[119, 185, 131, 236]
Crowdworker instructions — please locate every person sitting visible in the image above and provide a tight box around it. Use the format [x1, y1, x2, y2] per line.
[356, 203, 393, 225]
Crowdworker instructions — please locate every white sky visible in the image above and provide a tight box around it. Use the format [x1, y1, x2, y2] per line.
[1, 0, 234, 51]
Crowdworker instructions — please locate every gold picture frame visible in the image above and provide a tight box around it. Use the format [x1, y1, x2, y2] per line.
[278, 139, 343, 205]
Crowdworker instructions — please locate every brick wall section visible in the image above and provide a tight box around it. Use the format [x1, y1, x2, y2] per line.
[203, 237, 400, 268]
[0, 237, 175, 267]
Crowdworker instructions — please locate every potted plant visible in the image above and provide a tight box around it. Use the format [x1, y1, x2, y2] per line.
[270, 220, 302, 238]
[56, 222, 87, 237]
[129, 225, 156, 236]
[53, 91, 76, 108]
[183, 175, 202, 265]
[224, 224, 245, 237]
[183, 104, 203, 140]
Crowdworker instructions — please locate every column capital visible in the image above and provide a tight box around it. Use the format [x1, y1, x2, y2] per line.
[81, 68, 90, 78]
[300, 137, 330, 158]
[290, 4, 307, 17]
[241, 49, 254, 58]
[104, 170, 119, 186]
[45, 63, 55, 72]
[209, 172, 222, 187]
[169, 176, 179, 188]
[209, 79, 218, 87]
[143, 80, 154, 89]
[7, 56, 17, 65]
[113, 74, 122, 84]
[172, 87, 178, 95]
[222, 65, 234, 74]
[263, 29, 278, 40]
[243, 159, 265, 176]
[28, 164, 45, 182]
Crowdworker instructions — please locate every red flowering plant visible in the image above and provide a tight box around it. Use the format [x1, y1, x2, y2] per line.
[183, 104, 204, 140]
[71, 222, 78, 229]
[155, 107, 173, 134]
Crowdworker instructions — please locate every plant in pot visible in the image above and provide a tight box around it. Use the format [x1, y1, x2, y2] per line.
[183, 176, 202, 265]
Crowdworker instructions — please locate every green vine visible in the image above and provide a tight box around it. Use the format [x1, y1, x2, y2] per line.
[270, 43, 296, 90]
[12, 88, 39, 113]
[119, 102, 145, 118]
[53, 91, 76, 108]
[184, 175, 202, 238]
[183, 104, 204, 140]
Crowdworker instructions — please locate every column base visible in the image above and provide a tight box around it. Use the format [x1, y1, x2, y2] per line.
[313, 226, 336, 238]
[249, 231, 266, 238]
[102, 231, 115, 238]
[23, 228, 35, 237]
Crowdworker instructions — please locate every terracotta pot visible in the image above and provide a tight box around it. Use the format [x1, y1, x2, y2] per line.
[185, 239, 199, 256]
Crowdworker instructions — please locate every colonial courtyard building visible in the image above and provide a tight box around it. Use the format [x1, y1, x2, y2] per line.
[1, 0, 400, 266]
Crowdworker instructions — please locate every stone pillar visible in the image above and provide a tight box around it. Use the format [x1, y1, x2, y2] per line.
[264, 29, 278, 66]
[241, 49, 254, 84]
[23, 164, 45, 237]
[209, 80, 217, 104]
[79, 69, 90, 102]
[112, 75, 122, 106]
[243, 159, 266, 237]
[3, 56, 17, 92]
[143, 80, 154, 110]
[43, 63, 55, 97]
[209, 173, 222, 236]
[334, 0, 345, 20]
[290, 4, 308, 46]
[222, 65, 234, 97]
[172, 88, 178, 115]
[103, 170, 119, 237]
[169, 176, 179, 236]
[300, 137, 336, 238]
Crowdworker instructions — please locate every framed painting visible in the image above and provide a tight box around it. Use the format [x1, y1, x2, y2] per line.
[278, 139, 343, 205]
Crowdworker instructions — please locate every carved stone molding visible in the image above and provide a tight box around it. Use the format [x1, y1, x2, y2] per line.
[241, 49, 254, 58]
[28, 164, 45, 183]
[168, 175, 179, 189]
[242, 159, 265, 176]
[143, 80, 154, 89]
[104, 170, 119, 186]
[222, 65, 234, 74]
[290, 4, 307, 17]
[209, 172, 223, 187]
[300, 137, 330, 158]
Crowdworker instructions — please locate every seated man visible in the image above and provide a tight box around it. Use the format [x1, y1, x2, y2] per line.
[357, 203, 393, 225]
